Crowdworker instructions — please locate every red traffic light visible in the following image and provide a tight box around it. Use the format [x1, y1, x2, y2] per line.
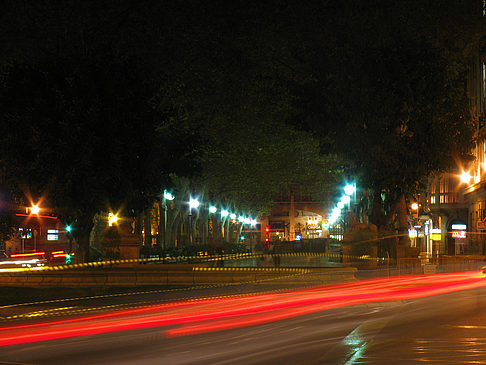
[265, 227, 269, 232]
[265, 237, 269, 242]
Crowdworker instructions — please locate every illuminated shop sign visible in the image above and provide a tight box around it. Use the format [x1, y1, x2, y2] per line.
[431, 228, 441, 241]
[47, 229, 59, 241]
[18, 227, 32, 239]
[408, 229, 417, 238]
[451, 231, 466, 239]
[451, 224, 466, 230]
[307, 216, 320, 229]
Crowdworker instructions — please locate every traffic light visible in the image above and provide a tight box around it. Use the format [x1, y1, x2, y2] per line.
[240, 235, 245, 241]
[65, 254, 72, 264]
[265, 227, 270, 233]
[265, 237, 269, 242]
[65, 225, 72, 233]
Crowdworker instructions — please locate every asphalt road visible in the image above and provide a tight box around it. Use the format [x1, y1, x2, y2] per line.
[2, 272, 486, 364]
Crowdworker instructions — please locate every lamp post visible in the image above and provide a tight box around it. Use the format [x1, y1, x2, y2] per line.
[30, 203, 40, 252]
[344, 184, 356, 225]
[411, 202, 419, 248]
[208, 206, 217, 245]
[221, 209, 229, 242]
[162, 190, 175, 250]
[189, 198, 199, 245]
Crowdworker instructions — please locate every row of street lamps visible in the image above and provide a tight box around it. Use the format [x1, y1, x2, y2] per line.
[329, 184, 356, 226]
[163, 190, 258, 248]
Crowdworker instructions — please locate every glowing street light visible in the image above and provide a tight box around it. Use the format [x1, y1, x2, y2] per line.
[108, 213, 118, 226]
[341, 195, 351, 205]
[221, 209, 229, 218]
[230, 213, 236, 220]
[164, 190, 175, 201]
[30, 204, 40, 215]
[411, 202, 419, 211]
[209, 206, 217, 214]
[460, 171, 471, 184]
[344, 184, 356, 196]
[337, 201, 345, 209]
[189, 198, 200, 209]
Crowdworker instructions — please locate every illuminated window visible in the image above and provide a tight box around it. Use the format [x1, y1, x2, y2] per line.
[431, 196, 436, 204]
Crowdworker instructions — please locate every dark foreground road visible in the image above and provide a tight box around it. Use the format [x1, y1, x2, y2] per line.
[2, 271, 486, 364]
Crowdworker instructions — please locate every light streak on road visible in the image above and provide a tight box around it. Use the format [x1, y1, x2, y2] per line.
[1, 271, 485, 347]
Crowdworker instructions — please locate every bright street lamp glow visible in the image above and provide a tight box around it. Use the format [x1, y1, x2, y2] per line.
[221, 209, 229, 217]
[337, 201, 345, 209]
[344, 184, 356, 195]
[238, 216, 245, 222]
[250, 219, 257, 225]
[333, 207, 341, 214]
[460, 171, 471, 184]
[209, 206, 217, 213]
[164, 191, 175, 200]
[244, 217, 251, 224]
[341, 195, 351, 204]
[189, 198, 200, 209]
[230, 213, 236, 220]
[30, 205, 40, 215]
[108, 213, 118, 226]
[411, 203, 418, 210]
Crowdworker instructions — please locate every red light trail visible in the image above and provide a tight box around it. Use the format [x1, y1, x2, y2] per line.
[0, 271, 485, 347]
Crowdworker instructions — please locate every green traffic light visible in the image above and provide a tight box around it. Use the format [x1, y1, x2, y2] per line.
[66, 225, 72, 233]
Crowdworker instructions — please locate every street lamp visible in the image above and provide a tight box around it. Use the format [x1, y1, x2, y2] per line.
[344, 184, 356, 196]
[30, 204, 40, 215]
[108, 212, 118, 226]
[164, 191, 175, 201]
[188, 197, 199, 245]
[209, 206, 217, 214]
[189, 198, 200, 209]
[162, 190, 175, 250]
[341, 195, 351, 205]
[460, 171, 471, 184]
[411, 203, 419, 247]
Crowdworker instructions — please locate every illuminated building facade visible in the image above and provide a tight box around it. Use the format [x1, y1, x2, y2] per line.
[428, 23, 486, 255]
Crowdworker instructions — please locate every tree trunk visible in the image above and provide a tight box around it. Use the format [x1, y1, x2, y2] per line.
[369, 191, 387, 228]
[397, 194, 411, 246]
[76, 214, 94, 263]
[144, 210, 151, 247]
